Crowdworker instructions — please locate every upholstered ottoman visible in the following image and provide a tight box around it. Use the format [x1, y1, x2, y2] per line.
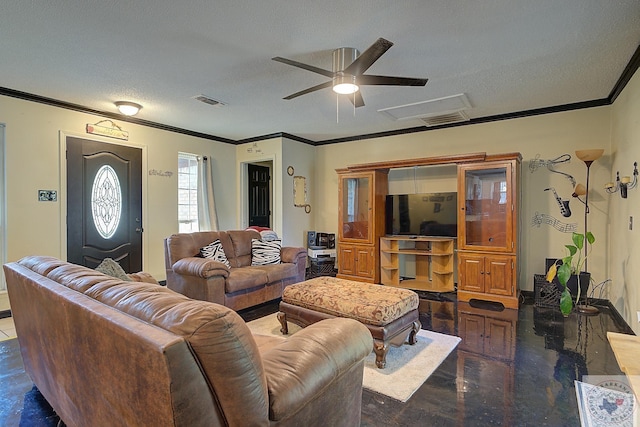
[277, 277, 421, 368]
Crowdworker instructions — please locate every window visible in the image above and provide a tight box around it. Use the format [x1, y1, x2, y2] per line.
[91, 165, 122, 239]
[178, 153, 199, 232]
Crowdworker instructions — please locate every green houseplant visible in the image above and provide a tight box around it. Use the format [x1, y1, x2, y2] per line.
[546, 231, 595, 316]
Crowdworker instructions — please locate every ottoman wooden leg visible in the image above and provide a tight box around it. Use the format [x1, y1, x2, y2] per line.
[276, 311, 289, 335]
[407, 320, 421, 345]
[373, 341, 389, 369]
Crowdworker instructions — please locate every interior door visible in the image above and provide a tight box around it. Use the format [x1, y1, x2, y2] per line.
[248, 164, 270, 227]
[66, 137, 142, 273]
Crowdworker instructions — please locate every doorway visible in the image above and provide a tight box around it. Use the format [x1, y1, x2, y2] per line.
[66, 136, 143, 273]
[248, 163, 271, 227]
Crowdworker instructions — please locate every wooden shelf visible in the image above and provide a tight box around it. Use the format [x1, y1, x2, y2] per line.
[380, 236, 455, 292]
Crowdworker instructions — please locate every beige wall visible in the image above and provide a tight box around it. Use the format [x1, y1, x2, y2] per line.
[1, 95, 237, 281]
[610, 68, 640, 333]
[314, 106, 613, 293]
[282, 137, 315, 248]
[235, 137, 315, 248]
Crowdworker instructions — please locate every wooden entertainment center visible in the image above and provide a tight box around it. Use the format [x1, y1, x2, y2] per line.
[336, 152, 521, 309]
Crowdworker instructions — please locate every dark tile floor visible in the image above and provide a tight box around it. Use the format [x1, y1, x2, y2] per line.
[0, 294, 634, 426]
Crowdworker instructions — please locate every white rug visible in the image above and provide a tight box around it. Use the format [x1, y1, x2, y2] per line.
[246, 313, 461, 402]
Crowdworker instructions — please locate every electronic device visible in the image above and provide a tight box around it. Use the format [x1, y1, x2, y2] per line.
[307, 231, 317, 248]
[307, 231, 336, 249]
[327, 233, 336, 249]
[385, 192, 458, 237]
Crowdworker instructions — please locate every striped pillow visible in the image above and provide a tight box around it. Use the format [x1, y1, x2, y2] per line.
[200, 240, 231, 268]
[251, 239, 281, 265]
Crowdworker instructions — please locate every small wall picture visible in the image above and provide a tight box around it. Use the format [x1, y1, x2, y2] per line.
[38, 190, 57, 202]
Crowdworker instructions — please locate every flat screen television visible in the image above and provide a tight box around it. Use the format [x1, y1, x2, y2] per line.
[385, 192, 458, 237]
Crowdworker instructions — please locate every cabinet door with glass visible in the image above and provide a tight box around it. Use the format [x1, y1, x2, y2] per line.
[338, 172, 373, 244]
[458, 161, 515, 253]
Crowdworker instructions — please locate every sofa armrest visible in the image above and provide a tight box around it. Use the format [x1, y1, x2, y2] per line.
[172, 257, 230, 279]
[261, 318, 372, 421]
[280, 246, 306, 264]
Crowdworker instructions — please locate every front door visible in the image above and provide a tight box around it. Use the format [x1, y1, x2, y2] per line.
[248, 164, 270, 227]
[66, 137, 143, 273]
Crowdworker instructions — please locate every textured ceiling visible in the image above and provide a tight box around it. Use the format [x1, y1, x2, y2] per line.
[1, 1, 639, 143]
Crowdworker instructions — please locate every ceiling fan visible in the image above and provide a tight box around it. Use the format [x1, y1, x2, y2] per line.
[272, 38, 428, 108]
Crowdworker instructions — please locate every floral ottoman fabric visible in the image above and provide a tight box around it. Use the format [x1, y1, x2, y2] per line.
[282, 277, 418, 327]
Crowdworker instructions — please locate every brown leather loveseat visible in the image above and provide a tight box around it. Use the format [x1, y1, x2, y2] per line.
[164, 229, 306, 311]
[5, 256, 373, 427]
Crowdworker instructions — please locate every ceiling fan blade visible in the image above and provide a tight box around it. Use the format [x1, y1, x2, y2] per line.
[283, 81, 333, 100]
[272, 57, 334, 78]
[343, 38, 394, 76]
[358, 75, 428, 87]
[347, 91, 365, 108]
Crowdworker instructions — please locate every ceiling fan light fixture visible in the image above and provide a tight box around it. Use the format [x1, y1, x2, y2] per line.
[332, 75, 359, 94]
[115, 101, 142, 116]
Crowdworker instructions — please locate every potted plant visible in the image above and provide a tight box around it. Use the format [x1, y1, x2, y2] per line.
[546, 231, 595, 316]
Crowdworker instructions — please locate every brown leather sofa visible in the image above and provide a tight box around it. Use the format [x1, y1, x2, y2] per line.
[164, 230, 307, 311]
[5, 256, 373, 427]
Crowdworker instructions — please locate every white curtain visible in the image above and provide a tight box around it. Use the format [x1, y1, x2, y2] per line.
[197, 156, 219, 231]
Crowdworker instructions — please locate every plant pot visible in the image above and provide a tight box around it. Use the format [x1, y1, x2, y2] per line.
[555, 272, 591, 298]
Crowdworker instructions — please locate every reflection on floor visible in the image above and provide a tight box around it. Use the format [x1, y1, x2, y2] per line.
[0, 294, 633, 426]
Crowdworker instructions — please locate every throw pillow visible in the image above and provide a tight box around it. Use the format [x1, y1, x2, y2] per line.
[200, 239, 231, 268]
[251, 239, 282, 265]
[95, 258, 132, 281]
[260, 229, 279, 242]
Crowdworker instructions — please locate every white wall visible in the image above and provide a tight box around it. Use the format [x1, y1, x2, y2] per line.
[314, 107, 613, 293]
[610, 68, 640, 333]
[0, 95, 236, 281]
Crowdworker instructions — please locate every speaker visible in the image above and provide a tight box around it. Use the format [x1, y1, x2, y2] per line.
[327, 233, 336, 249]
[317, 232, 328, 248]
[307, 231, 317, 248]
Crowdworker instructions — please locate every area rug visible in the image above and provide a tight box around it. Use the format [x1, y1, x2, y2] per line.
[246, 313, 461, 402]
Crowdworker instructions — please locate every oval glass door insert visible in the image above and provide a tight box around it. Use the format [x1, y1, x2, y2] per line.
[91, 165, 122, 239]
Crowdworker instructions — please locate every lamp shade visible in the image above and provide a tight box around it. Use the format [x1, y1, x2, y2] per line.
[575, 149, 604, 163]
[572, 184, 587, 197]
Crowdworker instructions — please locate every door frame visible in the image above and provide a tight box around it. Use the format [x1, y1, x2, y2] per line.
[58, 131, 148, 266]
[237, 156, 278, 233]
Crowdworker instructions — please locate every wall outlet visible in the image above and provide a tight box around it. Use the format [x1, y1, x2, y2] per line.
[637, 311, 640, 323]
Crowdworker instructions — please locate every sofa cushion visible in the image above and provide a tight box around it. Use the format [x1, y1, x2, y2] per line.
[200, 239, 231, 268]
[227, 230, 260, 268]
[251, 239, 282, 266]
[253, 263, 298, 283]
[226, 267, 269, 293]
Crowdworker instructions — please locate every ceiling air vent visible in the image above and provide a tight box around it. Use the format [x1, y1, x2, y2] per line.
[377, 93, 471, 125]
[193, 95, 225, 107]
[420, 110, 470, 127]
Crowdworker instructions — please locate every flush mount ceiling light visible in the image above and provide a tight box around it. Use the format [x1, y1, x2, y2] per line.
[115, 101, 142, 116]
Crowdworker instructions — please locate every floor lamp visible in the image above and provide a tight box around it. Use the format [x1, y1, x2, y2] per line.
[574, 149, 603, 315]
